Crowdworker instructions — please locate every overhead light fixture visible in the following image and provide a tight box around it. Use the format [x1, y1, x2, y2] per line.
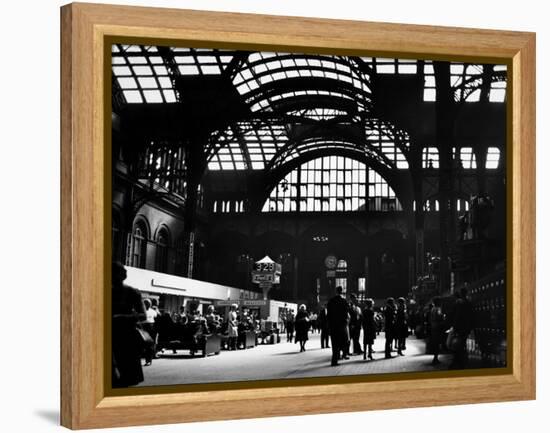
[312, 235, 329, 242]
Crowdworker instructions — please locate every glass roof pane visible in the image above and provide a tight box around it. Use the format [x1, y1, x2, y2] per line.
[143, 90, 163, 103]
[158, 77, 172, 88]
[113, 66, 131, 76]
[122, 45, 141, 52]
[489, 88, 506, 102]
[118, 77, 138, 89]
[127, 56, 147, 64]
[132, 66, 153, 75]
[123, 90, 143, 103]
[163, 90, 177, 103]
[398, 64, 417, 74]
[201, 64, 221, 74]
[174, 56, 195, 64]
[138, 77, 158, 88]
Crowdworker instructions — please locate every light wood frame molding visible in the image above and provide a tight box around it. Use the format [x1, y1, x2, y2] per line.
[60, 2, 535, 429]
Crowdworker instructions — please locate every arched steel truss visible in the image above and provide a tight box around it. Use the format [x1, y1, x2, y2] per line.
[111, 45, 506, 208]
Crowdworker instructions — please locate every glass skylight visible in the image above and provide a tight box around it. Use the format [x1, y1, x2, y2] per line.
[233, 53, 372, 113]
[365, 121, 409, 169]
[207, 124, 289, 171]
[112, 44, 177, 104]
[421, 61, 506, 103]
[171, 47, 235, 76]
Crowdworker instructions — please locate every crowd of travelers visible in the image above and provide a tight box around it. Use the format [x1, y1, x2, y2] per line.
[112, 260, 475, 388]
[281, 286, 475, 369]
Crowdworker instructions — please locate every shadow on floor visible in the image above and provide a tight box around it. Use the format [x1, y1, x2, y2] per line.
[34, 409, 59, 425]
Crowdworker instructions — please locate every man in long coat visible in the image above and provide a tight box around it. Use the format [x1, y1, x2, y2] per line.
[327, 286, 350, 366]
[384, 297, 396, 358]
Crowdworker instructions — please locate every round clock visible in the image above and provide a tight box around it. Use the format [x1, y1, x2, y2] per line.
[324, 255, 337, 269]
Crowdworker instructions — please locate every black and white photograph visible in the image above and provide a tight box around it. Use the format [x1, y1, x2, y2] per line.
[110, 44, 508, 389]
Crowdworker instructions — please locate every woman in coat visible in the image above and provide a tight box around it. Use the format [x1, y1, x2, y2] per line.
[294, 304, 310, 352]
[362, 299, 377, 360]
[227, 304, 239, 350]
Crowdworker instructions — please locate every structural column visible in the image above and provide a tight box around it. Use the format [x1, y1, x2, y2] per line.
[434, 61, 457, 293]
[182, 133, 207, 278]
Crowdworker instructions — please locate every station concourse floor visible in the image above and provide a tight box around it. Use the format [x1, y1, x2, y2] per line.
[139, 332, 454, 387]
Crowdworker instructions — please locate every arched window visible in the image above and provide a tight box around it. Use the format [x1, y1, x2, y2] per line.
[423, 199, 439, 212]
[130, 222, 148, 269]
[459, 147, 477, 169]
[155, 228, 170, 273]
[337, 259, 348, 270]
[335, 259, 348, 292]
[486, 147, 501, 169]
[422, 147, 439, 168]
[457, 198, 470, 212]
[262, 156, 402, 213]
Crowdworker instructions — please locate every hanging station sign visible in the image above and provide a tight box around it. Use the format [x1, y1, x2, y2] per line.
[251, 256, 282, 295]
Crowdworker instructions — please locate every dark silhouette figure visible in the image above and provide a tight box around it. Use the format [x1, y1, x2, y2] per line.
[429, 297, 446, 365]
[327, 286, 350, 366]
[318, 305, 330, 349]
[295, 305, 310, 352]
[450, 288, 475, 369]
[112, 262, 146, 388]
[384, 298, 396, 358]
[395, 297, 408, 356]
[362, 299, 377, 360]
[286, 311, 295, 343]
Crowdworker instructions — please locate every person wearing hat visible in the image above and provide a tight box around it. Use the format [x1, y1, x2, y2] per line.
[327, 286, 351, 366]
[294, 304, 310, 352]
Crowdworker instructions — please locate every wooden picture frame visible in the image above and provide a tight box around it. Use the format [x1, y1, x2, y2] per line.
[60, 2, 535, 429]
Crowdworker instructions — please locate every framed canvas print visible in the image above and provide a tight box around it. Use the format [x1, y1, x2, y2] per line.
[60, 2, 536, 429]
